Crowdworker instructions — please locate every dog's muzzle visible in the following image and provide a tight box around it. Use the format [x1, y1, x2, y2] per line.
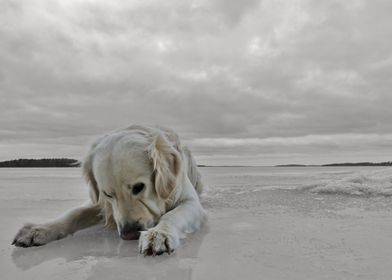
[119, 222, 143, 240]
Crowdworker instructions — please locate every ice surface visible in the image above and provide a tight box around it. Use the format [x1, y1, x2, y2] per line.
[1, 167, 392, 280]
[299, 168, 392, 196]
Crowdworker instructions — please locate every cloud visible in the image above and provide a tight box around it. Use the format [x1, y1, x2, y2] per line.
[187, 133, 392, 164]
[0, 0, 392, 164]
[189, 134, 392, 148]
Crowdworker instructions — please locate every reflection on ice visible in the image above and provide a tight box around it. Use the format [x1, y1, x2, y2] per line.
[12, 223, 209, 280]
[12, 226, 120, 270]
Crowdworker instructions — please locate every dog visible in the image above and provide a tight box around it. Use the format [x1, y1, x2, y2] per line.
[12, 125, 206, 256]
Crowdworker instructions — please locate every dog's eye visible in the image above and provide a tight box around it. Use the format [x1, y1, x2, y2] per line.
[103, 191, 114, 199]
[132, 183, 145, 195]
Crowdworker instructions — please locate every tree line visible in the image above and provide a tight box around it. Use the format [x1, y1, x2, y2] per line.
[0, 158, 81, 168]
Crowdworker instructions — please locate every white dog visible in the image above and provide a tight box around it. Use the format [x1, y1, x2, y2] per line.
[12, 125, 206, 256]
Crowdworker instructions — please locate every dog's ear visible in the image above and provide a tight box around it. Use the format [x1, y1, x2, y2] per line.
[83, 151, 99, 203]
[148, 132, 181, 201]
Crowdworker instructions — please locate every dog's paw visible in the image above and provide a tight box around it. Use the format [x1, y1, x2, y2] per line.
[138, 228, 179, 256]
[12, 223, 65, 247]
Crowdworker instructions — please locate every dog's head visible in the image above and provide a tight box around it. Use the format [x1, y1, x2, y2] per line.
[83, 127, 182, 240]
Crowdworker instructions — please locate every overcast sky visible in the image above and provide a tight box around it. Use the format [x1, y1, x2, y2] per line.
[1, 0, 392, 165]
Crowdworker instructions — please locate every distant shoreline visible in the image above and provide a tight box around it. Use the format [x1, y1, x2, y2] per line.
[200, 162, 392, 167]
[276, 162, 392, 167]
[0, 158, 391, 168]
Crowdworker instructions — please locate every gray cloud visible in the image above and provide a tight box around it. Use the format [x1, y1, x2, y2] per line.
[1, 0, 392, 164]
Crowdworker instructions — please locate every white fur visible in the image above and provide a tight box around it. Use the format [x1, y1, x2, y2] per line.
[12, 125, 206, 255]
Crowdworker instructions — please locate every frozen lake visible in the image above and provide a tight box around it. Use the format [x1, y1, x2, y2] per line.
[1, 166, 392, 280]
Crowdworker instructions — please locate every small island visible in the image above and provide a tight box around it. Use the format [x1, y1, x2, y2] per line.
[0, 158, 81, 168]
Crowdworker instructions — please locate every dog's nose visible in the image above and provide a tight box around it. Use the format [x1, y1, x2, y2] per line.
[119, 222, 142, 240]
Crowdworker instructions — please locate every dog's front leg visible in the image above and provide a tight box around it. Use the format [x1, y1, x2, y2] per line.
[12, 203, 102, 247]
[139, 180, 206, 256]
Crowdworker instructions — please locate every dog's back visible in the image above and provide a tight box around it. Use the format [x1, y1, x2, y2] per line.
[183, 146, 204, 195]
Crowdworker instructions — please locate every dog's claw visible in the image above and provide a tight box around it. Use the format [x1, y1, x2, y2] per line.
[138, 229, 178, 256]
[143, 247, 153, 257]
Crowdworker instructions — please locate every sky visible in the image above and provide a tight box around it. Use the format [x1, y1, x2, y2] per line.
[1, 0, 392, 166]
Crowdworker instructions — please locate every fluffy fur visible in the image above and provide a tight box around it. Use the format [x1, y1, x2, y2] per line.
[12, 125, 206, 256]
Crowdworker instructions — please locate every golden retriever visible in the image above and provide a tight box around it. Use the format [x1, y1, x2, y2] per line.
[12, 125, 206, 256]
